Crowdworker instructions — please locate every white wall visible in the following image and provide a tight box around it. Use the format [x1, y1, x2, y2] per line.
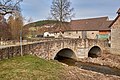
[53, 31, 99, 39]
[54, 31, 82, 38]
[44, 32, 55, 37]
[87, 31, 99, 39]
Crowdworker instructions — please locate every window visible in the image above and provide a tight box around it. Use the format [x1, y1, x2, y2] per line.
[62, 32, 64, 34]
[76, 31, 78, 34]
[69, 33, 71, 35]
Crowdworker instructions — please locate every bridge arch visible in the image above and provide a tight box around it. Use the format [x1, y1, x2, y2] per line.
[54, 48, 77, 60]
[88, 46, 102, 58]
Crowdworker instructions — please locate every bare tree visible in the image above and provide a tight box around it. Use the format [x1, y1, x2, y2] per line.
[51, 0, 74, 22]
[8, 12, 23, 40]
[0, 0, 23, 16]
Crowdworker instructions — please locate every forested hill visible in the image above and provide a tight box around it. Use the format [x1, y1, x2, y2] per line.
[24, 20, 58, 27]
[23, 20, 70, 38]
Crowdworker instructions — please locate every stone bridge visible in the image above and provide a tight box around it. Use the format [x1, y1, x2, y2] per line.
[0, 38, 108, 60]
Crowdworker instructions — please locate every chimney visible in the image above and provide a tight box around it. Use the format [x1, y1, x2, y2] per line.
[117, 8, 120, 15]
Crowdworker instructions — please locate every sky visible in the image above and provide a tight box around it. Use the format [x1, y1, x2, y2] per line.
[21, 0, 120, 23]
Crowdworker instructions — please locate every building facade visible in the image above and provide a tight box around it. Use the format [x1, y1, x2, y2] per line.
[53, 17, 112, 39]
[110, 8, 120, 55]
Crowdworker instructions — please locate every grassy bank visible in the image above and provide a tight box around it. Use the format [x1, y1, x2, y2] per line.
[0, 55, 65, 80]
[0, 55, 120, 80]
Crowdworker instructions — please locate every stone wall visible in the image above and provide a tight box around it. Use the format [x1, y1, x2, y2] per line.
[0, 46, 22, 60]
[87, 31, 99, 39]
[0, 44, 35, 60]
[53, 31, 99, 39]
[54, 31, 82, 38]
[0, 39, 107, 60]
[111, 15, 120, 55]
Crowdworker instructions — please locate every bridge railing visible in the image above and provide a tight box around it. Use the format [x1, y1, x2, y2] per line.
[0, 38, 79, 46]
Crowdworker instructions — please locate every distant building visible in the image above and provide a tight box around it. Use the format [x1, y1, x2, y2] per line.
[110, 8, 120, 55]
[43, 32, 54, 37]
[53, 17, 112, 39]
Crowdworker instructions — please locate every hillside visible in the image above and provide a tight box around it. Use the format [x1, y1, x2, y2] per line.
[23, 20, 70, 38]
[24, 20, 58, 28]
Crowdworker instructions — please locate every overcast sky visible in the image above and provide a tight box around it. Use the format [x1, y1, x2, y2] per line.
[21, 0, 120, 22]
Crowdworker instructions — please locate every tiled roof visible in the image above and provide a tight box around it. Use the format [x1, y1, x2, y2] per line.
[49, 22, 70, 32]
[70, 17, 111, 31]
[117, 8, 120, 14]
[109, 15, 120, 28]
[109, 8, 120, 28]
[100, 20, 113, 30]
[41, 17, 112, 33]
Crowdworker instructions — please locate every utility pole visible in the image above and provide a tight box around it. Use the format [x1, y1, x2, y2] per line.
[20, 29, 23, 56]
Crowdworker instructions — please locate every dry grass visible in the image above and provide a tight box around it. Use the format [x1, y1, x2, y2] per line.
[0, 55, 120, 80]
[0, 55, 64, 80]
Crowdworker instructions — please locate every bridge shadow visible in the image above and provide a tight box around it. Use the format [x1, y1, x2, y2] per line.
[88, 46, 101, 58]
[54, 48, 76, 61]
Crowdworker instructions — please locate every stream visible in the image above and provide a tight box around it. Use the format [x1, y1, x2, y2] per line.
[57, 56, 120, 77]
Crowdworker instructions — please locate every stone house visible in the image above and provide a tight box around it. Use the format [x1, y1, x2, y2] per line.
[53, 17, 112, 39]
[110, 8, 120, 55]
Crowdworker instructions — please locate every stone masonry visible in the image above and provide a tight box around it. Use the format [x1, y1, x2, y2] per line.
[111, 9, 120, 55]
[0, 38, 108, 60]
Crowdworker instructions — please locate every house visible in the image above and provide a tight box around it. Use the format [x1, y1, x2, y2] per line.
[110, 8, 120, 55]
[43, 32, 54, 37]
[53, 17, 112, 39]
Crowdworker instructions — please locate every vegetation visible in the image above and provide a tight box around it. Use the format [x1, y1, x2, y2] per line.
[23, 20, 58, 38]
[7, 12, 23, 40]
[50, 0, 74, 22]
[0, 55, 120, 80]
[23, 20, 70, 38]
[25, 20, 58, 28]
[0, 0, 23, 16]
[0, 0, 23, 40]
[0, 21, 12, 40]
[0, 55, 66, 80]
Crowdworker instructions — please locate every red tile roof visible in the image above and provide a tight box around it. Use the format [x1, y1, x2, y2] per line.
[70, 17, 111, 31]
[100, 20, 113, 30]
